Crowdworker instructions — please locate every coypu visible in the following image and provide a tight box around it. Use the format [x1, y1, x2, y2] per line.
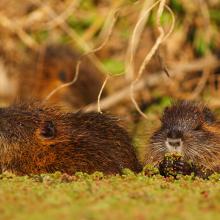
[0, 102, 141, 175]
[146, 101, 219, 178]
[18, 44, 106, 109]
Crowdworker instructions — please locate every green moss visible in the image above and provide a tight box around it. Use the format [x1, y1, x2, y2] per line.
[1, 173, 220, 219]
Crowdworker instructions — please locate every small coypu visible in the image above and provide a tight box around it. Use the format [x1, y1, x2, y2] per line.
[0, 102, 141, 175]
[146, 101, 219, 178]
[18, 44, 106, 109]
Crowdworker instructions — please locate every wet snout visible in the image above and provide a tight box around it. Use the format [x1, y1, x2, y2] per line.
[165, 130, 183, 153]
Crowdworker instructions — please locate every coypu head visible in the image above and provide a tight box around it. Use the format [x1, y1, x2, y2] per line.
[41, 45, 77, 84]
[0, 103, 72, 172]
[29, 44, 105, 108]
[147, 101, 220, 171]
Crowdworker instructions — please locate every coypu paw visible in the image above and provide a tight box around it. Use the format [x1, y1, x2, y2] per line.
[159, 153, 194, 178]
[159, 153, 213, 179]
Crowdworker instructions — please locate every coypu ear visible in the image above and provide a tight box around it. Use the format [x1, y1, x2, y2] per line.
[203, 107, 216, 124]
[160, 107, 169, 122]
[40, 121, 56, 139]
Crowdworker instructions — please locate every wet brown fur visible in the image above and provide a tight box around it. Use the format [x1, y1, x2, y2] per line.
[0, 102, 141, 175]
[146, 100, 220, 173]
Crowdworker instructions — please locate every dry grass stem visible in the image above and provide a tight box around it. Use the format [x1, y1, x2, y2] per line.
[97, 76, 110, 113]
[163, 5, 175, 41]
[189, 69, 211, 100]
[0, 13, 39, 49]
[36, 0, 107, 76]
[80, 8, 119, 59]
[42, 4, 120, 104]
[46, 0, 81, 29]
[125, 0, 155, 81]
[130, 0, 168, 120]
[44, 61, 81, 102]
[83, 55, 218, 112]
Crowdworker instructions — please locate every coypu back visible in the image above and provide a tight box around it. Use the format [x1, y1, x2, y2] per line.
[0, 102, 141, 175]
[146, 100, 220, 176]
[17, 44, 106, 109]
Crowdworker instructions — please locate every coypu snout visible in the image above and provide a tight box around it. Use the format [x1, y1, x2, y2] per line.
[166, 130, 183, 153]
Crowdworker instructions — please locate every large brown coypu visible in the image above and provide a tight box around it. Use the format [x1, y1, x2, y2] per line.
[17, 44, 106, 109]
[146, 101, 220, 178]
[0, 102, 141, 175]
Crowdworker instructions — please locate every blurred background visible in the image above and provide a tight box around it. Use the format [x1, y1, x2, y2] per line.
[0, 0, 220, 159]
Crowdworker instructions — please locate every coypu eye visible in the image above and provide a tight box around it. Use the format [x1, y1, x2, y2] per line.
[193, 124, 202, 131]
[203, 107, 215, 123]
[40, 121, 56, 139]
[58, 70, 67, 82]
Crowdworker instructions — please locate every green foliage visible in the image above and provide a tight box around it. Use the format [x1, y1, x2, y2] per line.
[102, 58, 125, 75]
[145, 96, 172, 115]
[210, 9, 220, 25]
[80, 0, 95, 10]
[194, 35, 209, 57]
[67, 15, 94, 34]
[160, 11, 173, 26]
[32, 30, 49, 43]
[170, 0, 185, 14]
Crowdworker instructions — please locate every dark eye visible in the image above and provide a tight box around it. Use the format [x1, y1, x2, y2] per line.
[58, 70, 67, 82]
[40, 121, 56, 139]
[193, 124, 202, 131]
[203, 107, 215, 124]
[18, 122, 24, 127]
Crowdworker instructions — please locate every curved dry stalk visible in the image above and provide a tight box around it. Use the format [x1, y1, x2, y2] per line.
[34, 0, 105, 76]
[83, 73, 149, 113]
[190, 70, 211, 100]
[32, 0, 120, 106]
[163, 5, 175, 42]
[125, 0, 161, 81]
[155, 5, 175, 77]
[183, 69, 210, 100]
[0, 13, 38, 49]
[156, 0, 166, 24]
[41, 4, 119, 105]
[130, 0, 167, 120]
[43, 6, 117, 104]
[46, 0, 81, 29]
[97, 76, 110, 113]
[83, 55, 218, 112]
[44, 61, 81, 102]
[80, 8, 119, 58]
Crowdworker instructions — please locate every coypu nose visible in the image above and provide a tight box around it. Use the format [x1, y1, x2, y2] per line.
[166, 130, 183, 152]
[166, 138, 182, 147]
[167, 130, 182, 139]
[165, 138, 183, 153]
